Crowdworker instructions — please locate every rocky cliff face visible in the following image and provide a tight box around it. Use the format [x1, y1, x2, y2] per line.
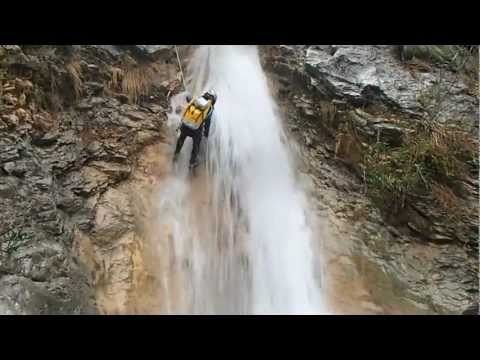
[1, 44, 477, 314]
[260, 45, 478, 314]
[0, 45, 182, 314]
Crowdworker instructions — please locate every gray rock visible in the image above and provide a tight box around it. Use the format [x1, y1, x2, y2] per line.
[430, 233, 454, 243]
[146, 104, 164, 114]
[277, 45, 297, 57]
[262, 44, 478, 314]
[371, 123, 405, 146]
[31, 131, 59, 147]
[0, 44, 173, 315]
[126, 111, 147, 122]
[0, 143, 20, 163]
[90, 97, 106, 107]
[76, 100, 93, 111]
[91, 45, 122, 57]
[0, 274, 95, 315]
[115, 94, 129, 104]
[2, 114, 19, 127]
[85, 82, 104, 95]
[135, 45, 174, 54]
[0, 178, 17, 198]
[2, 160, 28, 177]
[1, 45, 22, 53]
[304, 45, 478, 129]
[96, 45, 177, 63]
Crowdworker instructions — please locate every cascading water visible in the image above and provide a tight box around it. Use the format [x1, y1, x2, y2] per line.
[154, 45, 329, 314]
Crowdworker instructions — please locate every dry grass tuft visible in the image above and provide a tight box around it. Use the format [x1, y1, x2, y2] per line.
[108, 62, 161, 103]
[110, 67, 123, 91]
[65, 61, 83, 99]
[431, 182, 462, 215]
[320, 101, 337, 127]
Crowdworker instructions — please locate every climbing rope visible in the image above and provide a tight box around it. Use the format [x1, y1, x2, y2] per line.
[174, 45, 188, 93]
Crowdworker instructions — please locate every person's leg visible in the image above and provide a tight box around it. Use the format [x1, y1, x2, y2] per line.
[189, 128, 202, 167]
[174, 127, 187, 159]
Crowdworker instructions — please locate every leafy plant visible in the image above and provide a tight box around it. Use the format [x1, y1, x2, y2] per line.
[0, 229, 30, 255]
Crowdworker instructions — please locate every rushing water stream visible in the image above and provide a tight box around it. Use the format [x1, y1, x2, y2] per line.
[153, 45, 329, 314]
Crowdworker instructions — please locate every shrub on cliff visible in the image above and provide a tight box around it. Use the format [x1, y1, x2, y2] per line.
[364, 120, 478, 218]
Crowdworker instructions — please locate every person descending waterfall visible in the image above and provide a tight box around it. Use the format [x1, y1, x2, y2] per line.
[173, 90, 217, 173]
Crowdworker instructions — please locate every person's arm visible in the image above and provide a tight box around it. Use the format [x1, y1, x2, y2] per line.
[204, 109, 213, 137]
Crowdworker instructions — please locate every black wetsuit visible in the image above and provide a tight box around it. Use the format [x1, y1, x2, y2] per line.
[174, 108, 213, 167]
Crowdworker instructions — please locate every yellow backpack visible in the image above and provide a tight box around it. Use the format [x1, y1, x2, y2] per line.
[182, 97, 212, 130]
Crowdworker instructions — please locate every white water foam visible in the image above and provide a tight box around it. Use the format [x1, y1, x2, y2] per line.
[156, 45, 329, 314]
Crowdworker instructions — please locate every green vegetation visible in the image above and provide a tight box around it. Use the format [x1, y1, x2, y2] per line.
[402, 45, 475, 72]
[0, 229, 31, 255]
[364, 120, 478, 217]
[361, 53, 478, 219]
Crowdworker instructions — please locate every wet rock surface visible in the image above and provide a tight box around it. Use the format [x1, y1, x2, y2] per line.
[304, 46, 478, 132]
[0, 45, 178, 314]
[73, 142, 174, 314]
[261, 45, 479, 314]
